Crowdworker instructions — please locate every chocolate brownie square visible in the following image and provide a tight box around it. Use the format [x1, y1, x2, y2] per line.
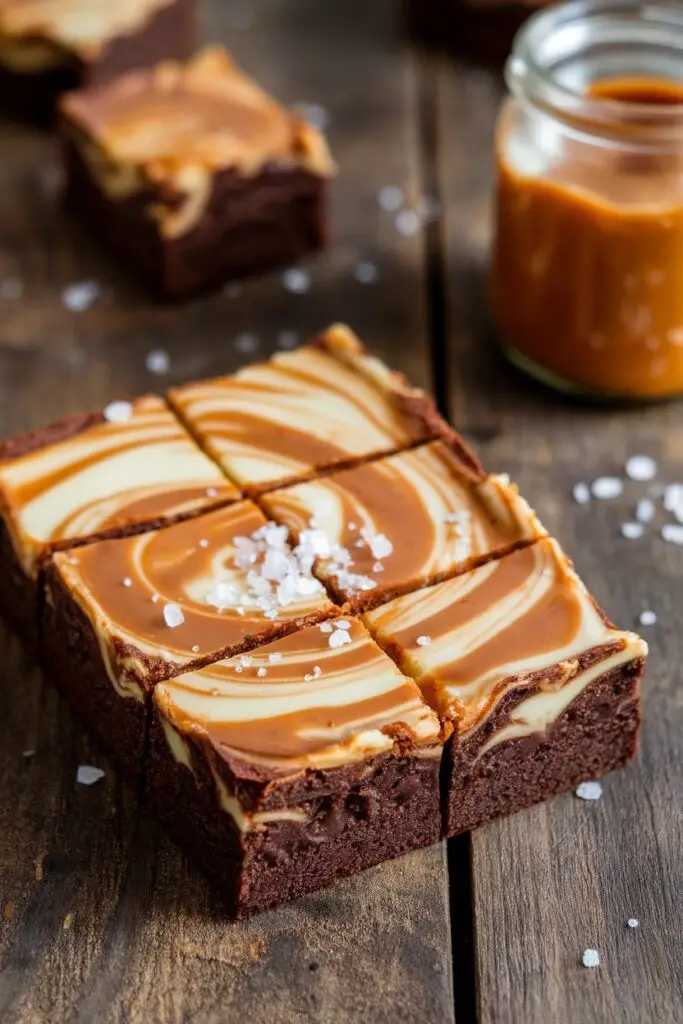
[147, 616, 443, 916]
[364, 538, 647, 836]
[0, 0, 196, 122]
[262, 439, 544, 611]
[170, 324, 465, 493]
[42, 500, 334, 781]
[59, 46, 334, 297]
[0, 395, 235, 647]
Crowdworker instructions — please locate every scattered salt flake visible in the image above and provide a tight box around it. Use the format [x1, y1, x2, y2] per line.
[304, 673, 313, 682]
[625, 454, 658, 482]
[419, 194, 441, 221]
[664, 483, 683, 514]
[319, 622, 333, 633]
[335, 620, 351, 629]
[163, 603, 184, 628]
[621, 522, 644, 540]
[235, 664, 243, 673]
[198, 539, 209, 549]
[662, 523, 683, 545]
[445, 509, 471, 525]
[312, 665, 322, 678]
[277, 329, 298, 350]
[77, 765, 105, 786]
[122, 577, 133, 588]
[378, 185, 404, 211]
[234, 332, 259, 354]
[575, 780, 603, 801]
[282, 267, 311, 294]
[591, 477, 624, 500]
[395, 209, 420, 237]
[369, 533, 393, 560]
[582, 949, 600, 968]
[240, 655, 252, 668]
[62, 280, 100, 312]
[353, 261, 378, 284]
[639, 610, 657, 626]
[348, 521, 358, 531]
[372, 561, 384, 573]
[572, 482, 591, 505]
[103, 400, 133, 424]
[145, 348, 170, 375]
[636, 498, 655, 524]
[0, 276, 23, 299]
[207, 487, 218, 498]
[416, 635, 431, 647]
[268, 652, 283, 662]
[257, 667, 267, 677]
[329, 629, 352, 648]
[191, 645, 200, 653]
[627, 918, 640, 929]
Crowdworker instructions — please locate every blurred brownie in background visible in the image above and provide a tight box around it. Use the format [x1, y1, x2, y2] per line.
[59, 46, 335, 298]
[0, 0, 196, 122]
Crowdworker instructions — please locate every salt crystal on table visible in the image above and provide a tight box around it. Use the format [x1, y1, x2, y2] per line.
[62, 281, 100, 312]
[664, 483, 683, 512]
[575, 780, 603, 801]
[378, 185, 403, 212]
[662, 523, 683, 545]
[582, 949, 600, 968]
[591, 477, 623, 499]
[282, 268, 311, 294]
[395, 209, 420, 237]
[354, 261, 378, 284]
[103, 401, 133, 424]
[636, 498, 655, 523]
[77, 765, 105, 786]
[235, 332, 259, 354]
[621, 522, 644, 540]
[146, 348, 170, 375]
[163, 603, 184, 628]
[625, 454, 657, 482]
[627, 918, 640, 929]
[639, 610, 657, 626]
[572, 482, 591, 505]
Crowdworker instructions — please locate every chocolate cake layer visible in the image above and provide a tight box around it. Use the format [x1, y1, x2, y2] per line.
[364, 538, 647, 834]
[262, 439, 543, 609]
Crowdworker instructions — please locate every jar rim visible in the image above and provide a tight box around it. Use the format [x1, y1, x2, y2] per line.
[507, 0, 683, 142]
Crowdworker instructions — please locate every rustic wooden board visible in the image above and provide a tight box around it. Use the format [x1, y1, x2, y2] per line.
[434, 58, 683, 1024]
[0, 3, 455, 1023]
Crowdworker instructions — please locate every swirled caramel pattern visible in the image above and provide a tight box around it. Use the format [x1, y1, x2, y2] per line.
[263, 441, 544, 603]
[365, 539, 647, 740]
[155, 617, 442, 773]
[170, 325, 438, 490]
[51, 500, 333, 689]
[0, 395, 235, 575]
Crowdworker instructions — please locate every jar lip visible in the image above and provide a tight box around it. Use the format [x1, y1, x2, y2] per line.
[508, 0, 683, 137]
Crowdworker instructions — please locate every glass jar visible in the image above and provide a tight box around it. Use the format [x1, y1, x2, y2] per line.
[491, 0, 683, 399]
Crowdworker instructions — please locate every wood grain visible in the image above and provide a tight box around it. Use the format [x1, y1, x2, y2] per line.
[0, 2, 455, 1023]
[435, 58, 683, 1024]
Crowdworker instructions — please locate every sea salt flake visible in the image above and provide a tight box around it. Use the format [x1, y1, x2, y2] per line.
[335, 620, 351, 630]
[62, 280, 100, 312]
[395, 209, 420, 237]
[372, 561, 384, 573]
[591, 477, 624, 500]
[575, 780, 603, 801]
[207, 487, 219, 498]
[664, 483, 683, 515]
[304, 673, 313, 682]
[329, 629, 352, 649]
[312, 665, 322, 678]
[416, 635, 431, 647]
[122, 577, 133, 588]
[378, 185, 404, 211]
[621, 522, 644, 540]
[191, 645, 200, 653]
[368, 532, 393, 560]
[151, 593, 160, 604]
[319, 623, 333, 633]
[582, 949, 600, 968]
[572, 482, 591, 505]
[77, 765, 105, 786]
[145, 348, 170, 375]
[268, 652, 283, 662]
[235, 332, 259, 354]
[636, 498, 655, 524]
[354, 261, 378, 284]
[257, 667, 267, 677]
[627, 918, 640, 929]
[103, 400, 133, 424]
[662, 523, 683, 545]
[207, 581, 236, 607]
[445, 509, 471, 525]
[163, 603, 184, 628]
[639, 610, 657, 626]
[198, 539, 209, 549]
[282, 267, 311, 294]
[625, 455, 657, 482]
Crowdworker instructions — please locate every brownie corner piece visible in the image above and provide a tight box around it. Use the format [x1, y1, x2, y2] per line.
[59, 45, 334, 298]
[146, 617, 443, 917]
[0, 0, 198, 122]
[364, 537, 647, 837]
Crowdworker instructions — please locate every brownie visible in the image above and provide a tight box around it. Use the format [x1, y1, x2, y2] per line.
[0, 395, 235, 648]
[262, 439, 544, 611]
[58, 46, 334, 298]
[41, 500, 335, 780]
[146, 617, 443, 917]
[402, 0, 544, 63]
[170, 324, 468, 493]
[364, 538, 647, 836]
[0, 0, 196, 122]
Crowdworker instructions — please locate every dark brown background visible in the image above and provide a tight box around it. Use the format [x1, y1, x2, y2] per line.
[1, 2, 681, 1022]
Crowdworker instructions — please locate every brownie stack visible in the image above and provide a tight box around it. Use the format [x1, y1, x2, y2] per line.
[0, 326, 647, 917]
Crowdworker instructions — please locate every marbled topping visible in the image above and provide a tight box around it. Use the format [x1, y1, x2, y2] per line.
[170, 325, 438, 490]
[61, 47, 334, 237]
[263, 441, 543, 603]
[0, 0, 172, 60]
[51, 500, 333, 689]
[0, 394, 235, 575]
[155, 617, 442, 772]
[364, 538, 647, 737]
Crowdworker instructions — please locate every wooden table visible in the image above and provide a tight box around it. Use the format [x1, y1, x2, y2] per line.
[1, 2, 681, 1021]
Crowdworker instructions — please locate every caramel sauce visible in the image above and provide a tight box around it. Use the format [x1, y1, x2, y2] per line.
[492, 76, 683, 398]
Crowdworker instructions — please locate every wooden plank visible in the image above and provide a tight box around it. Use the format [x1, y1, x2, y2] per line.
[434, 59, 683, 1024]
[0, 3, 455, 1022]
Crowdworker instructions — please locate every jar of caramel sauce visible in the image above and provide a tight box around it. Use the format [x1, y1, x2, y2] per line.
[491, 0, 683, 399]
